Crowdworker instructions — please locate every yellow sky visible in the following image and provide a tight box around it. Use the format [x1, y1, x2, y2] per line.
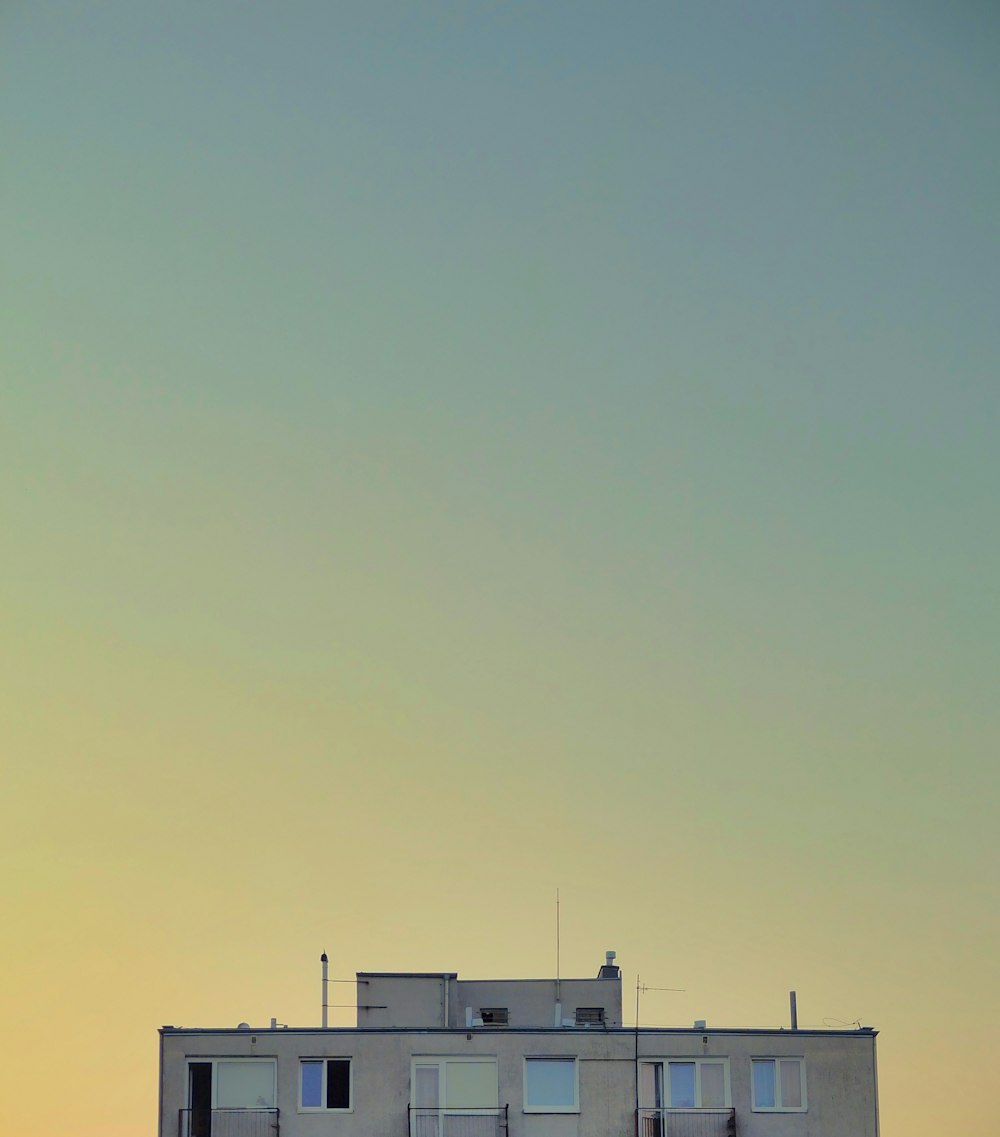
[3, 4, 998, 1135]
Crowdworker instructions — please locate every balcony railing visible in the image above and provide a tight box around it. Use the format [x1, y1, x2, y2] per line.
[637, 1108, 736, 1137]
[178, 1108, 279, 1137]
[408, 1105, 508, 1137]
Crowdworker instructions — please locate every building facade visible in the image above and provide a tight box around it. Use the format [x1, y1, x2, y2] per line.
[158, 955, 879, 1137]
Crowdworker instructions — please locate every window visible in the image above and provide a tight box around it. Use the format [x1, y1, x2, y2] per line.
[639, 1060, 730, 1109]
[216, 1061, 275, 1108]
[751, 1059, 806, 1112]
[523, 1057, 579, 1113]
[479, 1007, 509, 1025]
[300, 1058, 352, 1111]
[412, 1058, 499, 1112]
[188, 1059, 276, 1110]
[574, 1006, 605, 1026]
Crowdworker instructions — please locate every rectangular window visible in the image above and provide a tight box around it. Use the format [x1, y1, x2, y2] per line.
[700, 1062, 726, 1108]
[479, 1007, 509, 1025]
[215, 1061, 275, 1108]
[640, 1060, 730, 1109]
[574, 1006, 605, 1026]
[300, 1058, 352, 1111]
[411, 1058, 499, 1114]
[524, 1057, 579, 1113]
[669, 1063, 696, 1108]
[187, 1057, 276, 1137]
[751, 1059, 806, 1112]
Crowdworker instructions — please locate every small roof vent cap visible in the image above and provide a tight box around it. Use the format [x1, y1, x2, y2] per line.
[598, 950, 621, 979]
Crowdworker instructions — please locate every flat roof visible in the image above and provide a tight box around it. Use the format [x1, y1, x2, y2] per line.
[356, 973, 616, 983]
[160, 1025, 876, 1037]
[357, 972, 458, 979]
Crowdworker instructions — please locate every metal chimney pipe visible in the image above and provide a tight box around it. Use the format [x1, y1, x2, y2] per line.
[790, 990, 798, 1030]
[321, 953, 329, 1028]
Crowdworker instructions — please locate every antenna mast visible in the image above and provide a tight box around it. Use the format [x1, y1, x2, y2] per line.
[555, 888, 561, 1002]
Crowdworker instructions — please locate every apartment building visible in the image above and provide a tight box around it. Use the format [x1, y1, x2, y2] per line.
[158, 953, 879, 1137]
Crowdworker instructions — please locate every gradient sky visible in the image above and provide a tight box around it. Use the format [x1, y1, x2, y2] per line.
[2, 3, 998, 1135]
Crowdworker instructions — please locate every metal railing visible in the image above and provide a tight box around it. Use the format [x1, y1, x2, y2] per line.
[178, 1108, 279, 1137]
[637, 1108, 736, 1137]
[408, 1105, 508, 1137]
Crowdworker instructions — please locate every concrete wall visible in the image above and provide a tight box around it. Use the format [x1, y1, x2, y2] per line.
[454, 977, 623, 1029]
[159, 1027, 877, 1137]
[357, 974, 456, 1029]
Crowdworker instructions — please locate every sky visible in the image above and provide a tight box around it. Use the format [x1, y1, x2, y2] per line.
[1, 2, 998, 1135]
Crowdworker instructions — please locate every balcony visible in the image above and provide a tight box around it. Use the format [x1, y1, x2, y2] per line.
[637, 1108, 736, 1137]
[408, 1105, 508, 1137]
[178, 1108, 279, 1137]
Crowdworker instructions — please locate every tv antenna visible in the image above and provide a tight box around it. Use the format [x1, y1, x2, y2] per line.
[635, 976, 686, 1028]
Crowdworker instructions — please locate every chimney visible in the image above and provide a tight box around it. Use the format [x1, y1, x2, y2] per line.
[598, 950, 621, 979]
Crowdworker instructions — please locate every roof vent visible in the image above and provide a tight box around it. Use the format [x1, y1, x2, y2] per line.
[598, 950, 621, 979]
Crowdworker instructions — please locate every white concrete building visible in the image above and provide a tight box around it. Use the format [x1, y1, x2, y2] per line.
[158, 954, 879, 1137]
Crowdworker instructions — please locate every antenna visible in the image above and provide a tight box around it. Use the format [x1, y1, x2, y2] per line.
[555, 888, 561, 1001]
[551, 887, 563, 1027]
[635, 973, 641, 1029]
[635, 978, 687, 1027]
[634, 974, 641, 1121]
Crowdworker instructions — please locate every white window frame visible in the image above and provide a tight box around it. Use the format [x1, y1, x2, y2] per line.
[298, 1057, 353, 1113]
[640, 1059, 732, 1109]
[523, 1056, 580, 1114]
[751, 1057, 807, 1112]
[411, 1056, 500, 1117]
[187, 1058, 277, 1110]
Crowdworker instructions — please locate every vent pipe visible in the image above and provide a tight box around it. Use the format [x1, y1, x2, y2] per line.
[790, 990, 798, 1031]
[599, 950, 621, 979]
[321, 953, 329, 1028]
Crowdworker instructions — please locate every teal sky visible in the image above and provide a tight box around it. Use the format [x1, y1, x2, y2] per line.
[2, 4, 998, 1136]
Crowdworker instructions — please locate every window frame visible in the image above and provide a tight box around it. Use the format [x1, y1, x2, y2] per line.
[187, 1057, 278, 1111]
[523, 1056, 580, 1114]
[410, 1056, 500, 1116]
[750, 1057, 807, 1113]
[298, 1057, 353, 1114]
[640, 1059, 731, 1109]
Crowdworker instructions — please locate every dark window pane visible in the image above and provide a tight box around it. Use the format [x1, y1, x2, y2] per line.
[327, 1059, 351, 1109]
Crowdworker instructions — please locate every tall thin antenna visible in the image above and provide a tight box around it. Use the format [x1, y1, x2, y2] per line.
[635, 973, 641, 1029]
[555, 888, 561, 1001]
